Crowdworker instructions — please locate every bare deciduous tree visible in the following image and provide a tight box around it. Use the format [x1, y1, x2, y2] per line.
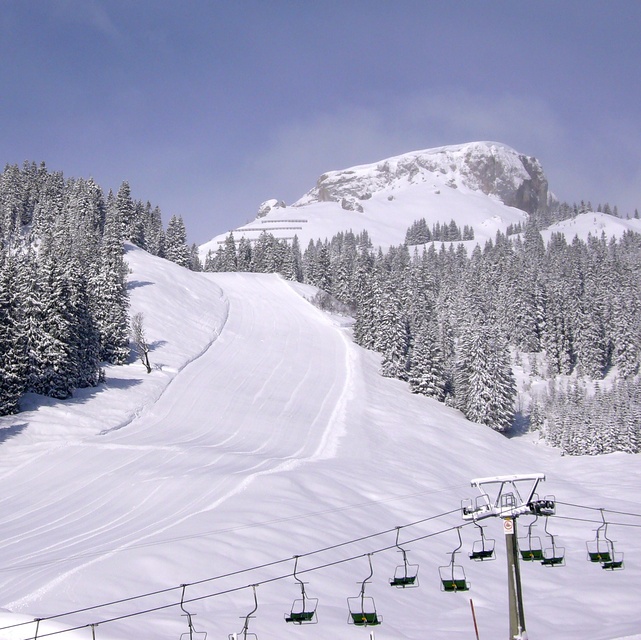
[131, 312, 152, 374]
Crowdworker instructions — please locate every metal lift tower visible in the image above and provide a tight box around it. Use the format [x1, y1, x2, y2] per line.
[461, 474, 554, 640]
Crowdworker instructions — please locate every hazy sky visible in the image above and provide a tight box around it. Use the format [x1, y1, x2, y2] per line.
[1, 1, 640, 243]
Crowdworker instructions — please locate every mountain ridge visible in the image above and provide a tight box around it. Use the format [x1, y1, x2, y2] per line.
[201, 141, 543, 255]
[292, 141, 551, 216]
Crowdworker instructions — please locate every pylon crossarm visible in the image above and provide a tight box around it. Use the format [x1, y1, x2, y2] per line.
[462, 474, 546, 521]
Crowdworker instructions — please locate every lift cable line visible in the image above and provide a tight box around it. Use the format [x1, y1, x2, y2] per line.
[0, 509, 464, 637]
[555, 501, 641, 519]
[550, 514, 641, 529]
[13, 521, 475, 640]
[10, 487, 633, 640]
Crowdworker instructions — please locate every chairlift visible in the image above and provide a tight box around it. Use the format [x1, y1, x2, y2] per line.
[284, 556, 319, 624]
[469, 521, 495, 561]
[347, 554, 382, 626]
[389, 527, 419, 588]
[439, 528, 470, 592]
[586, 510, 624, 570]
[229, 585, 259, 640]
[541, 517, 565, 567]
[518, 516, 544, 561]
[528, 494, 556, 517]
[179, 584, 207, 640]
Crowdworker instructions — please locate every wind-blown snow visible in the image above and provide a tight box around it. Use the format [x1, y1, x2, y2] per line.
[1, 245, 640, 640]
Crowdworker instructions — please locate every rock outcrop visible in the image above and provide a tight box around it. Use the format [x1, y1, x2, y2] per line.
[294, 141, 551, 215]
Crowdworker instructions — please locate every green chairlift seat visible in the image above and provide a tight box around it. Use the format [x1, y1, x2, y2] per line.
[439, 528, 470, 592]
[285, 557, 318, 625]
[441, 578, 470, 592]
[350, 611, 381, 626]
[347, 555, 382, 628]
[586, 513, 624, 571]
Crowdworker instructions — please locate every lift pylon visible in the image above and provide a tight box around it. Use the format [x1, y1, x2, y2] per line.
[462, 473, 551, 640]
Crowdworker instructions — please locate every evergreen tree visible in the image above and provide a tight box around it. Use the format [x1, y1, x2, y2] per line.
[92, 204, 130, 364]
[164, 215, 190, 268]
[408, 319, 446, 400]
[221, 233, 238, 271]
[455, 321, 516, 432]
[0, 246, 28, 413]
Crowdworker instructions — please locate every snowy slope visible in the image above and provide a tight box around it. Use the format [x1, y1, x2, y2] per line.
[541, 211, 641, 242]
[1, 246, 641, 640]
[200, 142, 544, 254]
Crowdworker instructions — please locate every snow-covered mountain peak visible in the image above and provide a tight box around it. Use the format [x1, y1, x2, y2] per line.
[200, 141, 552, 255]
[294, 141, 550, 215]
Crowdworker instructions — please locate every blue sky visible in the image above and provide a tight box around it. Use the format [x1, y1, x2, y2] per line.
[1, 1, 640, 243]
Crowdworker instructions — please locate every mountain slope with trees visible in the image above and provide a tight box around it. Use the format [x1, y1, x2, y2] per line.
[0, 162, 199, 415]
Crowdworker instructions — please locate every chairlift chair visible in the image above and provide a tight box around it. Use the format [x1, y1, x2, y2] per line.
[284, 556, 319, 624]
[518, 516, 544, 561]
[229, 585, 259, 640]
[439, 528, 470, 592]
[469, 521, 495, 561]
[179, 584, 207, 640]
[587, 510, 624, 570]
[347, 554, 382, 627]
[541, 518, 565, 567]
[389, 527, 419, 588]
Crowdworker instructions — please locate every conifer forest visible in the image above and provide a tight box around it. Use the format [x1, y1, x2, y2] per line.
[2, 161, 640, 457]
[205, 217, 641, 455]
[0, 162, 196, 415]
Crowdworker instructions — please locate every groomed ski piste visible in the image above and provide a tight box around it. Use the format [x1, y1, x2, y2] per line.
[1, 244, 640, 640]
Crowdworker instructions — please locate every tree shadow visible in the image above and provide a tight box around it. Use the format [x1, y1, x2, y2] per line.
[17, 378, 146, 414]
[506, 411, 530, 438]
[127, 280, 154, 291]
[0, 423, 28, 444]
[148, 340, 167, 352]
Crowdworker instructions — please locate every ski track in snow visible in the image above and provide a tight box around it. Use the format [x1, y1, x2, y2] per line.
[1, 273, 353, 613]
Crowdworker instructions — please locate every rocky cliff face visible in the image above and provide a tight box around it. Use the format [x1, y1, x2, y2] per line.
[294, 141, 551, 215]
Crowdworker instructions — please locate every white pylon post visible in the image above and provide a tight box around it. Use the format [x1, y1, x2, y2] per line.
[462, 474, 549, 640]
[504, 517, 527, 639]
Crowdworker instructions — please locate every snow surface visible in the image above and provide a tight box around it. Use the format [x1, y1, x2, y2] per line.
[1, 244, 641, 640]
[541, 211, 641, 243]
